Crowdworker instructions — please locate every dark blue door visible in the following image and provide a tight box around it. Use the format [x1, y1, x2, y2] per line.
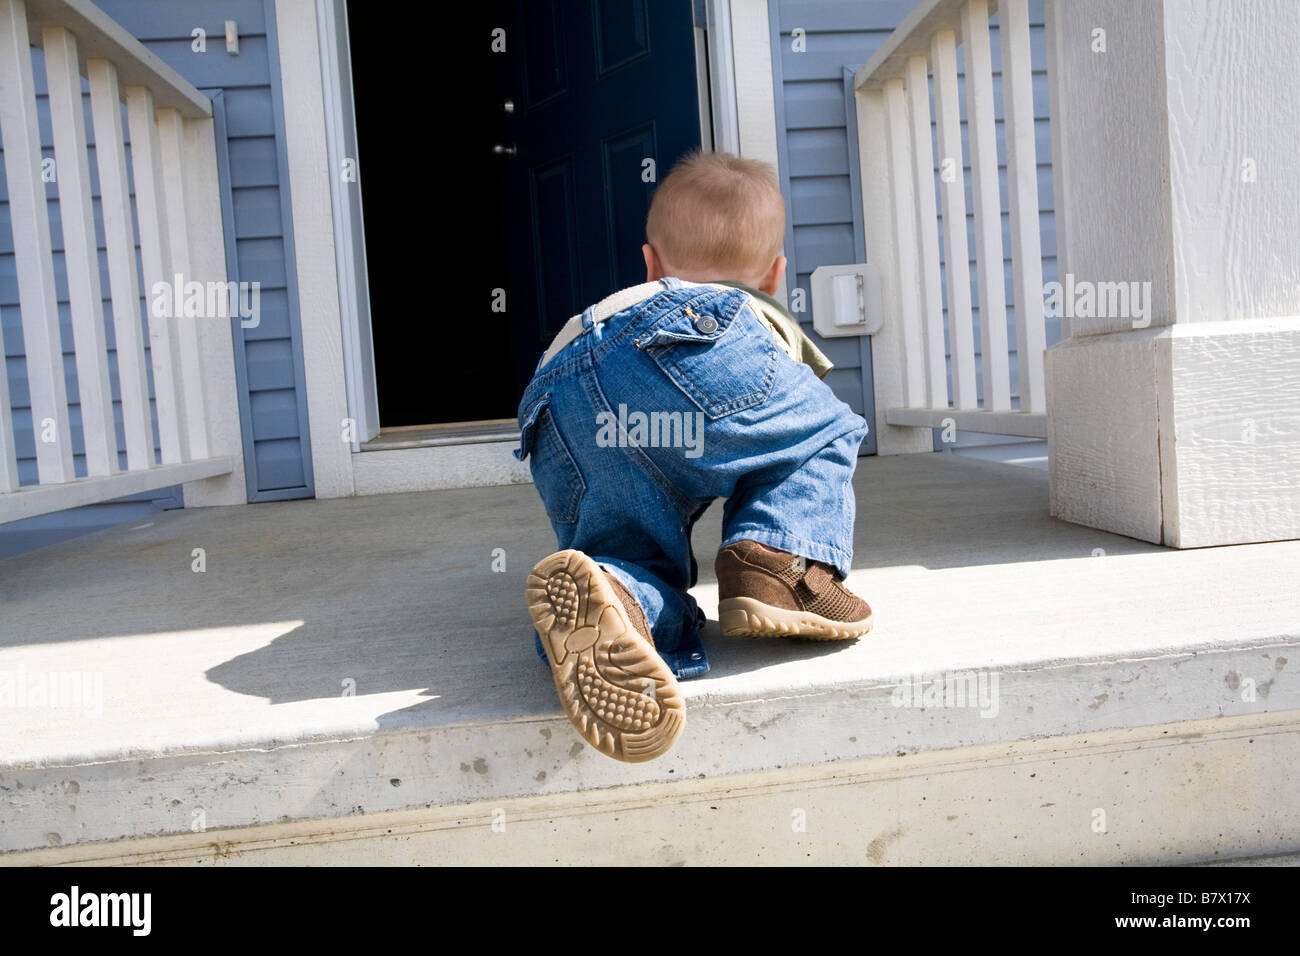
[497, 0, 703, 395]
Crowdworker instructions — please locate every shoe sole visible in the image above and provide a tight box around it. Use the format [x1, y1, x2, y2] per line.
[527, 550, 685, 762]
[718, 596, 873, 640]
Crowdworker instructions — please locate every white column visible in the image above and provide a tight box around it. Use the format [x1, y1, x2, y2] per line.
[1045, 0, 1300, 547]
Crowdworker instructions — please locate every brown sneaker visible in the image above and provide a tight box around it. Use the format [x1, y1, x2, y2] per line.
[715, 540, 873, 640]
[526, 550, 685, 762]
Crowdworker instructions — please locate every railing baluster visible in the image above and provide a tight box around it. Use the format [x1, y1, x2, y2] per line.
[0, 0, 74, 484]
[156, 107, 210, 460]
[884, 75, 927, 407]
[88, 58, 154, 471]
[930, 28, 978, 410]
[962, 0, 1011, 412]
[860, 82, 934, 455]
[126, 85, 187, 465]
[999, 0, 1047, 414]
[44, 25, 118, 478]
[905, 53, 948, 408]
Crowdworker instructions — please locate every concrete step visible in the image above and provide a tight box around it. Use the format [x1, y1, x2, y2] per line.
[1, 454, 1297, 864]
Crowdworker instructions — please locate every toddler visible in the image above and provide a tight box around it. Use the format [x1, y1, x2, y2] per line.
[515, 151, 872, 762]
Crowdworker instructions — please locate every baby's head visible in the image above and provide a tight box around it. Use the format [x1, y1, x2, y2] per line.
[642, 150, 786, 295]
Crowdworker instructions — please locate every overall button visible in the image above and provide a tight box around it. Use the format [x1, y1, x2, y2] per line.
[693, 314, 718, 334]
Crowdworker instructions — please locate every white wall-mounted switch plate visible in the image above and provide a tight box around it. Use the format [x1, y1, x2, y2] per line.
[811, 263, 882, 337]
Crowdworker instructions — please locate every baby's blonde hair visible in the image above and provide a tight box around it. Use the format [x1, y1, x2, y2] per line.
[645, 150, 785, 279]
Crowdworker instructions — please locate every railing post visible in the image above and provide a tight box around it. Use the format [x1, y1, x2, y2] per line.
[44, 24, 119, 478]
[998, 0, 1047, 414]
[126, 84, 187, 465]
[884, 75, 927, 409]
[930, 28, 978, 411]
[1043, 0, 1072, 341]
[855, 83, 934, 455]
[961, 0, 1011, 412]
[88, 57, 155, 472]
[157, 106, 210, 461]
[0, 0, 74, 485]
[905, 53, 948, 409]
[176, 105, 248, 508]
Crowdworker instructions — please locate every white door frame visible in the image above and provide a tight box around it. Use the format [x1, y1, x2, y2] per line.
[705, 0, 742, 154]
[316, 0, 379, 450]
[311, 1, 755, 495]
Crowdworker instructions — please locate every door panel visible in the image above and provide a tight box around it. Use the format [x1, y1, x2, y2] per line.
[530, 159, 582, 342]
[521, 1, 567, 106]
[602, 122, 659, 291]
[499, 0, 702, 397]
[594, 0, 651, 73]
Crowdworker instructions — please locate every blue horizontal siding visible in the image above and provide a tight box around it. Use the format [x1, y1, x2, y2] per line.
[777, 1, 921, 34]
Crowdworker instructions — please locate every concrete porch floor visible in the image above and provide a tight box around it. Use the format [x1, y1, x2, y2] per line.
[1, 452, 1298, 863]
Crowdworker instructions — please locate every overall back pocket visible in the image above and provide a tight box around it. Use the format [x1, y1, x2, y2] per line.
[516, 393, 586, 525]
[634, 289, 779, 420]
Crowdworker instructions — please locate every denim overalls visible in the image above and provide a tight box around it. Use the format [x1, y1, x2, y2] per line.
[515, 277, 869, 679]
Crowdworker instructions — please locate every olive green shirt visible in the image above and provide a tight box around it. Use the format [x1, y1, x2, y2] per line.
[711, 280, 834, 380]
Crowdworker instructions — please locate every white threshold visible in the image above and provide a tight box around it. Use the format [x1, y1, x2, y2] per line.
[352, 419, 529, 496]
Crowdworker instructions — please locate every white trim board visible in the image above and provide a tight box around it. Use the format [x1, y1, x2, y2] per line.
[705, 0, 740, 154]
[693, 25, 714, 150]
[275, 0, 353, 498]
[729, 0, 779, 167]
[317, 0, 378, 450]
[727, 0, 785, 304]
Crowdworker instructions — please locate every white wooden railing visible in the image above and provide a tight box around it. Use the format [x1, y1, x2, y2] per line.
[0, 0, 235, 522]
[854, 0, 1049, 449]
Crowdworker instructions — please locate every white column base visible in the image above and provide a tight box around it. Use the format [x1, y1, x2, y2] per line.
[1047, 318, 1300, 547]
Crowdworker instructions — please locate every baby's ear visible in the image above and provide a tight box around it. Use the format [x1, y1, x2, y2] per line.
[758, 255, 787, 296]
[642, 243, 664, 282]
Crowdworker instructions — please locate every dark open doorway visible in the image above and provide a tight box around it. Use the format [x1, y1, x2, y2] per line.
[348, 0, 703, 429]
